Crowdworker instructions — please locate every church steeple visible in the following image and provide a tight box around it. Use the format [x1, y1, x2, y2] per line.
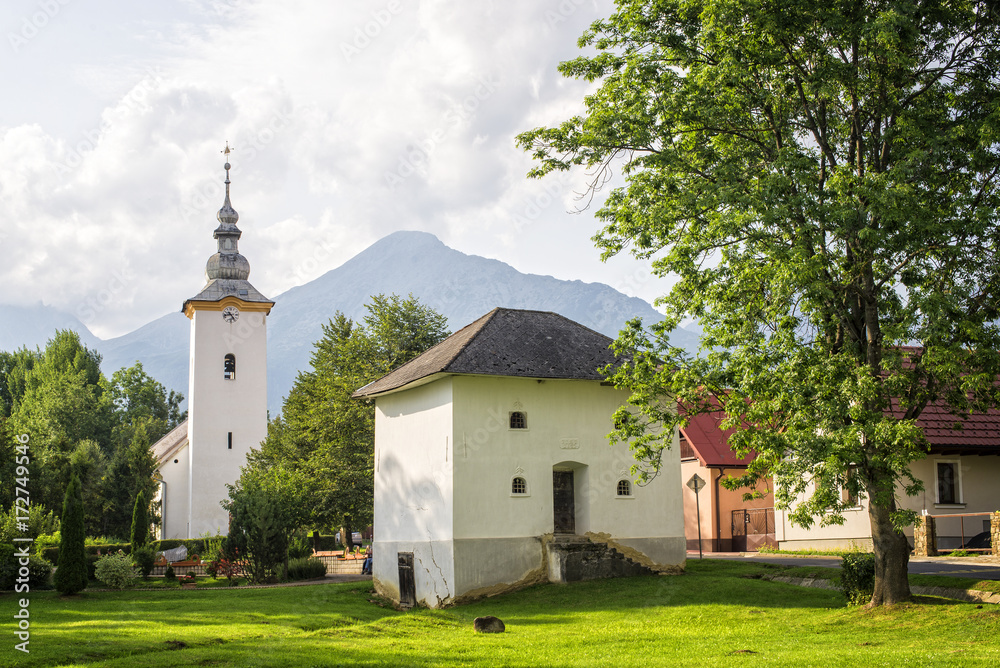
[182, 144, 273, 318]
[206, 147, 250, 281]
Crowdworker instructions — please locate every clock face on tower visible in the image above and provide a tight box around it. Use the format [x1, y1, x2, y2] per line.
[222, 306, 240, 323]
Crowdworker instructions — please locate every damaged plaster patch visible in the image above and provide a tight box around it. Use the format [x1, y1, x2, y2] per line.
[586, 532, 685, 575]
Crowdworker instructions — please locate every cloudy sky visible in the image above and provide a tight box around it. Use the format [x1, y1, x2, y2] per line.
[0, 0, 666, 339]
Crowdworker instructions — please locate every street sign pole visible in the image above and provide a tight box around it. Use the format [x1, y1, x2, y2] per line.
[686, 473, 706, 560]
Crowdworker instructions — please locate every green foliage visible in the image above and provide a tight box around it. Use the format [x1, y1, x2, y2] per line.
[286, 557, 326, 581]
[0, 334, 182, 537]
[131, 544, 156, 579]
[53, 474, 88, 595]
[288, 533, 313, 560]
[130, 490, 150, 550]
[198, 532, 226, 564]
[840, 553, 877, 606]
[224, 475, 297, 584]
[0, 543, 53, 590]
[0, 503, 60, 545]
[164, 564, 176, 580]
[248, 294, 449, 544]
[94, 550, 138, 589]
[519, 0, 1000, 606]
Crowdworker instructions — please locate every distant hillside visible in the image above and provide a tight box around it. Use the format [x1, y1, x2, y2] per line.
[0, 303, 101, 353]
[4, 232, 699, 414]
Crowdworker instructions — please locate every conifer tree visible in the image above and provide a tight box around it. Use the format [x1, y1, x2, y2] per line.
[53, 473, 88, 595]
[130, 490, 149, 550]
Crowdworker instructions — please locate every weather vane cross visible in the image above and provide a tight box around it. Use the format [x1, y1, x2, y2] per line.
[222, 141, 234, 158]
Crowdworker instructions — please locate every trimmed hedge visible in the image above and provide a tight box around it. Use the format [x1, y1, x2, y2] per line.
[42, 538, 210, 567]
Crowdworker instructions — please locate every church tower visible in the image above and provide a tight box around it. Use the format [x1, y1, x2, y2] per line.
[180, 149, 273, 538]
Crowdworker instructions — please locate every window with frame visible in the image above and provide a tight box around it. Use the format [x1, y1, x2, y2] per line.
[511, 476, 528, 495]
[509, 411, 527, 430]
[841, 466, 858, 506]
[936, 461, 960, 505]
[616, 479, 632, 497]
[224, 353, 236, 380]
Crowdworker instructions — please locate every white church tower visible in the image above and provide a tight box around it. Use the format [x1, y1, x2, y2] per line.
[159, 148, 273, 538]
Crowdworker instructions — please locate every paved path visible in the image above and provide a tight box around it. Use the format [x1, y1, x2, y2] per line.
[688, 551, 1000, 581]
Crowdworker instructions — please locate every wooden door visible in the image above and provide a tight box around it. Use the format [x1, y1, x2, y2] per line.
[397, 552, 415, 608]
[553, 470, 575, 534]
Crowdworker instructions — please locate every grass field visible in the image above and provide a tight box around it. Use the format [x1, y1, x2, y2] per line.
[3, 559, 999, 667]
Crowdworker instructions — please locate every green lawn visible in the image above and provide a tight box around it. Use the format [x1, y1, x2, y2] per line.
[4, 559, 999, 667]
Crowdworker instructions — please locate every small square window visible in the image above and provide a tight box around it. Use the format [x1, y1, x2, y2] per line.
[509, 411, 527, 430]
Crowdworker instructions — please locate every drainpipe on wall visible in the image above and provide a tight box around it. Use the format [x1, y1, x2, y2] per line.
[713, 467, 724, 552]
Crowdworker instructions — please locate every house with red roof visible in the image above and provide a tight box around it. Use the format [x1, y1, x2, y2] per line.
[680, 409, 773, 552]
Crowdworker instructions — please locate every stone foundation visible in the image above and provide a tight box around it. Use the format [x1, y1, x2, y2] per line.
[545, 534, 655, 583]
[992, 512, 1000, 557]
[913, 515, 938, 557]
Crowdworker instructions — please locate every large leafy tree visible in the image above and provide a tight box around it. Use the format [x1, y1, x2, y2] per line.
[244, 294, 449, 548]
[1, 333, 183, 538]
[518, 0, 1000, 606]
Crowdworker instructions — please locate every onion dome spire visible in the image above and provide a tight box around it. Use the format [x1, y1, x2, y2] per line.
[206, 143, 250, 281]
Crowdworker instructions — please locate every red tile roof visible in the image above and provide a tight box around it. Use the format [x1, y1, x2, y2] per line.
[681, 399, 1000, 464]
[906, 401, 1000, 454]
[679, 410, 754, 468]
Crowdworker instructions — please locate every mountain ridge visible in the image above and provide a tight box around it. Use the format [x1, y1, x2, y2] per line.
[1, 231, 697, 413]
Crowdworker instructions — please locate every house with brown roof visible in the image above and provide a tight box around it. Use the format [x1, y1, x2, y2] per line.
[680, 408, 773, 553]
[776, 403, 1000, 551]
[353, 307, 685, 608]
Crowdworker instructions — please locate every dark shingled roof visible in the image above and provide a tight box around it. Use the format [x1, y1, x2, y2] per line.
[353, 308, 622, 397]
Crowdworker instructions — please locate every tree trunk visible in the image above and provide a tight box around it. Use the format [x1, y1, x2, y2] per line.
[341, 524, 354, 551]
[867, 499, 912, 606]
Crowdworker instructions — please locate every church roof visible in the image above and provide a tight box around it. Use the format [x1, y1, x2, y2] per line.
[184, 279, 273, 306]
[353, 308, 623, 398]
[151, 419, 189, 465]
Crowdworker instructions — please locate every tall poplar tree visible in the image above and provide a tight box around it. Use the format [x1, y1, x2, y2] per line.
[518, 0, 1000, 606]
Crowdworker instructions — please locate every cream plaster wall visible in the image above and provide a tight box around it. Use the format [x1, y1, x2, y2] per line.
[186, 307, 269, 538]
[450, 376, 682, 549]
[158, 444, 190, 539]
[776, 454, 1000, 550]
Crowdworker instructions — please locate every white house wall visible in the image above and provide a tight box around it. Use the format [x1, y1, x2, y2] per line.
[372, 377, 455, 607]
[186, 308, 269, 538]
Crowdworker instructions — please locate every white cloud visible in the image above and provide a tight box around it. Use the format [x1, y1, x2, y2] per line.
[0, 0, 668, 340]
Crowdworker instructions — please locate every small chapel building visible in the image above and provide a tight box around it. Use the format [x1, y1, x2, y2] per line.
[353, 308, 685, 608]
[152, 153, 273, 539]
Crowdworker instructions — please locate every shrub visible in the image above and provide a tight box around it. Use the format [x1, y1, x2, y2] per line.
[288, 534, 313, 560]
[840, 552, 876, 606]
[287, 557, 326, 581]
[94, 551, 138, 589]
[199, 532, 225, 564]
[131, 545, 157, 579]
[0, 544, 53, 591]
[186, 570, 197, 579]
[164, 564, 176, 580]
